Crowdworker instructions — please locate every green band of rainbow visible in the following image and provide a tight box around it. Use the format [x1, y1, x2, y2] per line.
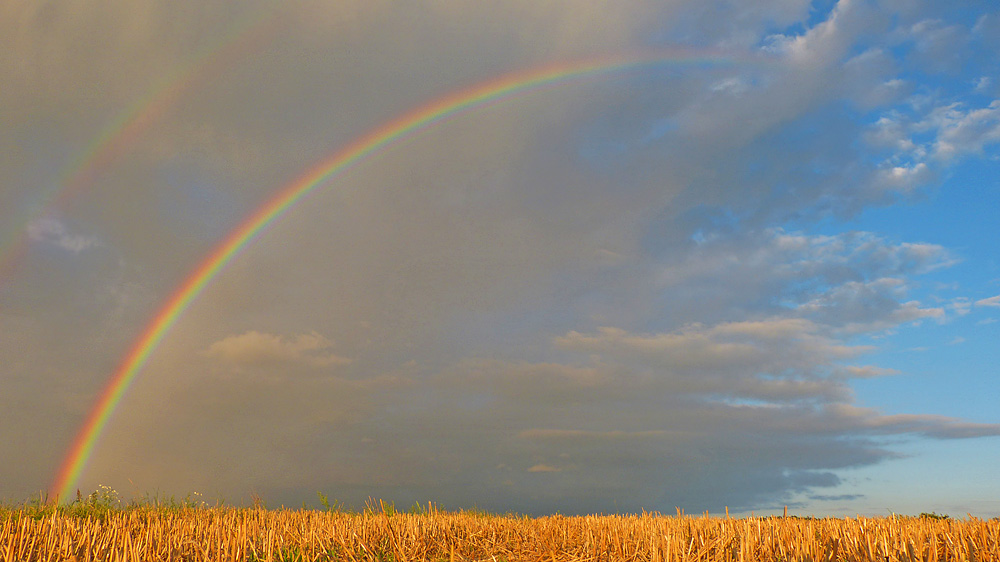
[50, 48, 743, 501]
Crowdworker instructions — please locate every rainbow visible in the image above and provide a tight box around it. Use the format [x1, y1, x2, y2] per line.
[50, 48, 748, 501]
[0, 9, 283, 285]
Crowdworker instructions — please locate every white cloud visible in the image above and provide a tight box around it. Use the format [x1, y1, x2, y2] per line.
[26, 217, 99, 254]
[947, 297, 972, 316]
[798, 278, 945, 333]
[860, 96, 1000, 197]
[928, 100, 1000, 160]
[865, 114, 919, 153]
[842, 49, 908, 109]
[646, 229, 954, 335]
[835, 365, 900, 379]
[872, 162, 932, 193]
[555, 320, 862, 404]
[765, 0, 869, 66]
[975, 295, 1000, 307]
[203, 330, 351, 370]
[557, 318, 861, 370]
[907, 18, 968, 71]
[710, 76, 749, 95]
[823, 403, 1000, 439]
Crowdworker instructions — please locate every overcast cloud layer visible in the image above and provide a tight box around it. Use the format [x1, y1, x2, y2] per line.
[3, 0, 1000, 515]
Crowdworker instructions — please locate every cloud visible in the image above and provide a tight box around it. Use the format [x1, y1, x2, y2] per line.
[927, 101, 1000, 160]
[519, 429, 680, 440]
[203, 330, 351, 370]
[765, 0, 879, 66]
[527, 464, 562, 473]
[640, 228, 954, 334]
[842, 49, 909, 109]
[556, 319, 864, 383]
[865, 99, 1000, 166]
[3, 0, 999, 516]
[835, 365, 900, 379]
[973, 12, 1000, 53]
[797, 278, 945, 333]
[26, 217, 99, 254]
[857, 95, 1000, 208]
[947, 297, 972, 316]
[974, 295, 1000, 307]
[907, 18, 970, 73]
[871, 162, 933, 193]
[831, 405, 1000, 439]
[809, 493, 864, 501]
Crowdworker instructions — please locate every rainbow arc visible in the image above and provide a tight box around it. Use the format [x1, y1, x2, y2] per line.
[50, 48, 754, 501]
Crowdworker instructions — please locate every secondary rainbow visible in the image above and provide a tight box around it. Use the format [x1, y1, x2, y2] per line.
[50, 48, 744, 501]
[0, 9, 283, 284]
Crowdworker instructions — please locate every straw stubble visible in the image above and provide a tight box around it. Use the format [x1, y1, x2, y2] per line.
[2, 506, 999, 561]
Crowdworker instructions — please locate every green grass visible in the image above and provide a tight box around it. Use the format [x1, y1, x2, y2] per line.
[1, 485, 218, 522]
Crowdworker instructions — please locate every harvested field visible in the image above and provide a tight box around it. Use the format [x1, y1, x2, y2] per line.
[2, 504, 999, 561]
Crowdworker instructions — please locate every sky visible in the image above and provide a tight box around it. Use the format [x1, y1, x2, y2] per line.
[2, 0, 1000, 517]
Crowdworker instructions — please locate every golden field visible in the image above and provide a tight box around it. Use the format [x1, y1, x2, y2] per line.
[2, 503, 999, 561]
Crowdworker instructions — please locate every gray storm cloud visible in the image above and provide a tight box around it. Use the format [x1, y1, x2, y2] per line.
[2, 0, 998, 515]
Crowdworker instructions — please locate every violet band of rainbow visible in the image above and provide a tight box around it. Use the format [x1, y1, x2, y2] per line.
[50, 48, 747, 501]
